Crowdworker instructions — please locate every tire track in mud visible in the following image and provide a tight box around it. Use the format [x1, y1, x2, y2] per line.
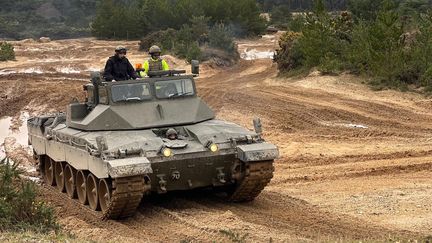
[283, 149, 432, 167]
[157, 192, 411, 241]
[199, 61, 432, 140]
[40, 185, 148, 242]
[274, 160, 432, 185]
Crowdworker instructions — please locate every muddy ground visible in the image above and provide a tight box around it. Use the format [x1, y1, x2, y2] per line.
[0, 34, 431, 242]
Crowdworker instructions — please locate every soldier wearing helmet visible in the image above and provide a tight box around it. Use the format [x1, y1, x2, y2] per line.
[166, 128, 178, 140]
[140, 45, 170, 77]
[103, 46, 139, 82]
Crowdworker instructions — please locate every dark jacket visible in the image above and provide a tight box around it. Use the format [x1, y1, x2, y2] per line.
[103, 55, 139, 81]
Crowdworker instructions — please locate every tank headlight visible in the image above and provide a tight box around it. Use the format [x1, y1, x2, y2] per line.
[162, 147, 172, 157]
[209, 143, 219, 152]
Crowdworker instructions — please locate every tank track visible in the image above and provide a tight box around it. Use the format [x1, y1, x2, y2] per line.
[228, 160, 274, 202]
[103, 176, 150, 220]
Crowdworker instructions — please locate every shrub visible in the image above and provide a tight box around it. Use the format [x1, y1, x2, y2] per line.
[208, 23, 236, 53]
[184, 43, 202, 63]
[275, 0, 432, 91]
[139, 20, 238, 64]
[0, 158, 58, 233]
[139, 29, 177, 52]
[274, 31, 304, 71]
[348, 2, 408, 88]
[294, 10, 351, 73]
[270, 5, 292, 29]
[288, 15, 307, 32]
[0, 42, 15, 61]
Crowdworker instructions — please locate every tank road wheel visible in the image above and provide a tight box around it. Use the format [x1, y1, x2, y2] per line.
[43, 158, 56, 186]
[98, 179, 112, 214]
[64, 164, 77, 199]
[76, 170, 88, 205]
[54, 162, 66, 192]
[86, 174, 100, 211]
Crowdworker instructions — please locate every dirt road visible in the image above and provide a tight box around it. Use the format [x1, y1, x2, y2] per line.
[0, 34, 431, 242]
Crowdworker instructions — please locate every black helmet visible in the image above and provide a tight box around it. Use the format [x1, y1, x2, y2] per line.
[115, 46, 127, 53]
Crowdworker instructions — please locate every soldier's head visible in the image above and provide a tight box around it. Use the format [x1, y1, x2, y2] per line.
[166, 128, 178, 140]
[115, 46, 127, 59]
[149, 45, 162, 59]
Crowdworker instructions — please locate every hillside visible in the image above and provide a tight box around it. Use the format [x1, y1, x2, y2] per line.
[0, 0, 97, 39]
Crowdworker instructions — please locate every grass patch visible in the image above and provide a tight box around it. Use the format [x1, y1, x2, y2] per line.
[219, 229, 249, 243]
[0, 158, 59, 234]
[0, 42, 15, 62]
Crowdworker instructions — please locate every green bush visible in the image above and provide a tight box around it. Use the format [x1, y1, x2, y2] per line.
[275, 1, 351, 74]
[208, 23, 236, 53]
[0, 42, 15, 61]
[275, 0, 432, 91]
[270, 5, 292, 29]
[288, 15, 307, 32]
[139, 29, 177, 52]
[0, 158, 58, 233]
[274, 31, 304, 71]
[139, 18, 237, 64]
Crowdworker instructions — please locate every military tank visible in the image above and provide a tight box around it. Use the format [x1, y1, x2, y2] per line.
[27, 63, 278, 219]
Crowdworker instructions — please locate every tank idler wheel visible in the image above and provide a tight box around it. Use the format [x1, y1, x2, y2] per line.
[87, 173, 100, 211]
[64, 164, 77, 199]
[98, 179, 112, 214]
[76, 170, 88, 205]
[54, 162, 66, 192]
[44, 158, 56, 186]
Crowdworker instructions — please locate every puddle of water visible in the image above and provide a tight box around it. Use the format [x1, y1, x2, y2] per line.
[56, 67, 81, 74]
[21, 68, 44, 74]
[0, 67, 85, 76]
[28, 176, 40, 182]
[240, 49, 274, 60]
[0, 69, 16, 75]
[87, 67, 102, 72]
[320, 121, 369, 129]
[0, 113, 29, 159]
[346, 124, 368, 129]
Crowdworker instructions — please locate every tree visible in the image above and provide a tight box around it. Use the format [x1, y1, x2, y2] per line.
[270, 5, 292, 29]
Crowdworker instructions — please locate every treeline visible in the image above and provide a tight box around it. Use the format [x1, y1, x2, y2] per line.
[258, 0, 348, 11]
[92, 0, 266, 39]
[0, 0, 97, 39]
[268, 0, 432, 29]
[274, 0, 432, 91]
[91, 0, 265, 64]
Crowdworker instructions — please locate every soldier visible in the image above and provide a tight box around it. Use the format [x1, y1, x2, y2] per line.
[140, 45, 170, 77]
[104, 46, 139, 82]
[166, 128, 178, 140]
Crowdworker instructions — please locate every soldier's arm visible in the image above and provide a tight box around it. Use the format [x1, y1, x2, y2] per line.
[140, 61, 149, 77]
[103, 59, 114, 81]
[127, 60, 139, 79]
[162, 60, 170, 70]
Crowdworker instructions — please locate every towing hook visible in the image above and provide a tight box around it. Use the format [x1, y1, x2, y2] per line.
[216, 168, 226, 184]
[157, 175, 167, 192]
